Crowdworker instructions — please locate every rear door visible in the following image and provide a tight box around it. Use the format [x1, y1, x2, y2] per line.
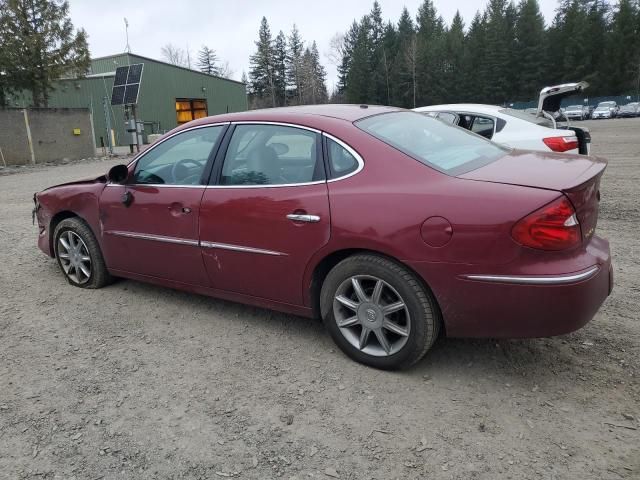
[198, 123, 331, 305]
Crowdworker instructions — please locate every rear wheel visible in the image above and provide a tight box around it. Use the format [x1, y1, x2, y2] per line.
[53, 218, 112, 289]
[320, 254, 440, 370]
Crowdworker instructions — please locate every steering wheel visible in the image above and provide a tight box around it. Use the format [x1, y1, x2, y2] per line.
[171, 158, 201, 184]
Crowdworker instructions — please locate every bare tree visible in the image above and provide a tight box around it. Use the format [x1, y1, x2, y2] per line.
[405, 34, 418, 108]
[326, 32, 345, 66]
[161, 44, 187, 67]
[218, 60, 235, 80]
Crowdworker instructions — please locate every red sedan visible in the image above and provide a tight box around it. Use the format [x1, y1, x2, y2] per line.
[33, 105, 613, 369]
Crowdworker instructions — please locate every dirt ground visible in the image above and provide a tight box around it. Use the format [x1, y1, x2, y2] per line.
[0, 118, 638, 480]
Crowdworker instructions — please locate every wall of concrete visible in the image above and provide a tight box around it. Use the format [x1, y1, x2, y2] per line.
[0, 108, 95, 166]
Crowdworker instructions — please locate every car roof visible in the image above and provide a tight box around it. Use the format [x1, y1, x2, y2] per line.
[187, 104, 403, 129]
[414, 104, 504, 115]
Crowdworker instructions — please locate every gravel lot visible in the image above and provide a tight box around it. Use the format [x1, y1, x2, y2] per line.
[1, 118, 638, 480]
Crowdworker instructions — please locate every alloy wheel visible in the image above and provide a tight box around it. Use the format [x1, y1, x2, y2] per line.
[333, 275, 411, 357]
[57, 230, 92, 285]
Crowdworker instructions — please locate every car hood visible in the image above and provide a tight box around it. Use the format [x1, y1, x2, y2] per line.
[460, 150, 606, 191]
[537, 82, 589, 116]
[41, 174, 107, 192]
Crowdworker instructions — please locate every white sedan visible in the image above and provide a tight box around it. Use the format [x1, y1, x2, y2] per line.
[414, 83, 591, 155]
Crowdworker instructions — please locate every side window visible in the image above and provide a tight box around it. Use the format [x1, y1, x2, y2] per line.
[221, 124, 321, 186]
[132, 126, 223, 185]
[470, 116, 495, 139]
[436, 112, 458, 125]
[326, 137, 359, 178]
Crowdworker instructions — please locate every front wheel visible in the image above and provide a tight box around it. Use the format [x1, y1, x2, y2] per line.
[53, 218, 112, 289]
[320, 254, 440, 370]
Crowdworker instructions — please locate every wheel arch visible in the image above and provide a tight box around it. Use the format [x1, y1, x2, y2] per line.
[49, 211, 87, 257]
[308, 248, 442, 327]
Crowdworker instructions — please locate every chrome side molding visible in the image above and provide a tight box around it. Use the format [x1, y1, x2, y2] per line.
[106, 230, 199, 246]
[463, 266, 600, 285]
[200, 241, 286, 256]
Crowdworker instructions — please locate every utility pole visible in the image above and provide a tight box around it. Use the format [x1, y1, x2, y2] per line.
[124, 18, 131, 53]
[102, 96, 113, 155]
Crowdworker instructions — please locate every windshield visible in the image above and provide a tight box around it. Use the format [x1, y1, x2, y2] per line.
[595, 107, 609, 111]
[566, 105, 582, 111]
[355, 111, 508, 175]
[598, 102, 615, 107]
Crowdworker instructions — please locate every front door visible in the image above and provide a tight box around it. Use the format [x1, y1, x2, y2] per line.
[99, 125, 226, 286]
[199, 123, 331, 305]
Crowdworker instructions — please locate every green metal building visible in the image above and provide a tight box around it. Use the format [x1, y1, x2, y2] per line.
[23, 52, 247, 147]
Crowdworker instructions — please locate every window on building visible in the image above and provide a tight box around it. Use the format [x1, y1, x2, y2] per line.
[175, 98, 208, 124]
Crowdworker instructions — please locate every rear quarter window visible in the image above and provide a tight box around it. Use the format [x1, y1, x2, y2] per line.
[355, 111, 507, 175]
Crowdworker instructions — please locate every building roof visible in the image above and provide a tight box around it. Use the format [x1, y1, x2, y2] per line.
[90, 52, 246, 86]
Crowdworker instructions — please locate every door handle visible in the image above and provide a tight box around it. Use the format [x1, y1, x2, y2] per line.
[286, 213, 320, 223]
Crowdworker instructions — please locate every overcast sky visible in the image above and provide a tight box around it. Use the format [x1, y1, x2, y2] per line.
[68, 0, 560, 88]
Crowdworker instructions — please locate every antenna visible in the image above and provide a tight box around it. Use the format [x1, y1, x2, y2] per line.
[124, 17, 131, 53]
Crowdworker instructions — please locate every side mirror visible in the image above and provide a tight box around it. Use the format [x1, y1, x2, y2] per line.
[107, 164, 129, 184]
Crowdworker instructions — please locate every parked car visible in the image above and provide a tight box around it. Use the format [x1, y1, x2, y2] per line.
[414, 82, 591, 155]
[592, 101, 618, 119]
[564, 104, 589, 120]
[33, 105, 612, 370]
[618, 102, 639, 118]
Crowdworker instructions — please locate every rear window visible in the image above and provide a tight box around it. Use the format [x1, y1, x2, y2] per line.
[355, 111, 507, 175]
[499, 108, 553, 127]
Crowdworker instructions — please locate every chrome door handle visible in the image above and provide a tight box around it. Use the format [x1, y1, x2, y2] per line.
[286, 214, 320, 223]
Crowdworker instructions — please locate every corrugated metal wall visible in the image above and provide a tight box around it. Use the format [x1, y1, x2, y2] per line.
[43, 53, 247, 147]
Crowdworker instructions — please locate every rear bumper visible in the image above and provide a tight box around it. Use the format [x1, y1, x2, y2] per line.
[408, 238, 612, 338]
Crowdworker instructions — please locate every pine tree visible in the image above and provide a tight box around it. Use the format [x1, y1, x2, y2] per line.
[0, 0, 90, 107]
[337, 21, 360, 95]
[513, 0, 546, 101]
[415, 0, 447, 106]
[462, 12, 489, 102]
[392, 7, 417, 107]
[197, 46, 219, 75]
[483, 0, 516, 104]
[380, 21, 397, 105]
[287, 25, 305, 105]
[249, 17, 276, 108]
[606, 0, 638, 94]
[346, 16, 374, 103]
[443, 11, 465, 103]
[369, 1, 387, 104]
[273, 31, 288, 106]
[300, 42, 328, 104]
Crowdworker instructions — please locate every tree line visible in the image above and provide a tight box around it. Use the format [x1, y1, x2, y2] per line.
[160, 43, 235, 79]
[338, 0, 640, 107]
[247, 18, 328, 108]
[248, 0, 640, 109]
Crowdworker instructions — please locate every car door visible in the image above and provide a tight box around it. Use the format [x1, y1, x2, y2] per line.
[99, 124, 227, 286]
[199, 123, 331, 305]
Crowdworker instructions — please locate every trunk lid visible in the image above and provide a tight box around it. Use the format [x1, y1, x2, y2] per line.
[537, 82, 589, 117]
[461, 151, 606, 241]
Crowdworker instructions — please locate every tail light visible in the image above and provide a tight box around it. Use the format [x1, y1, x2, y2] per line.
[512, 196, 581, 251]
[543, 136, 579, 152]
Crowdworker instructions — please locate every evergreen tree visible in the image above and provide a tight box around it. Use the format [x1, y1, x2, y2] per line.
[369, 1, 387, 104]
[0, 0, 90, 107]
[462, 12, 489, 102]
[197, 46, 219, 75]
[513, 0, 546, 100]
[346, 16, 374, 103]
[380, 21, 398, 105]
[443, 11, 466, 103]
[392, 7, 417, 107]
[582, 0, 609, 93]
[287, 25, 305, 105]
[415, 0, 447, 106]
[273, 31, 288, 106]
[301, 42, 328, 104]
[606, 0, 638, 94]
[249, 17, 276, 108]
[337, 21, 359, 95]
[483, 0, 516, 104]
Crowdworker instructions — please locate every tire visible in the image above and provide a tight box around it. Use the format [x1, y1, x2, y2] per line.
[53, 217, 112, 289]
[320, 254, 440, 370]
